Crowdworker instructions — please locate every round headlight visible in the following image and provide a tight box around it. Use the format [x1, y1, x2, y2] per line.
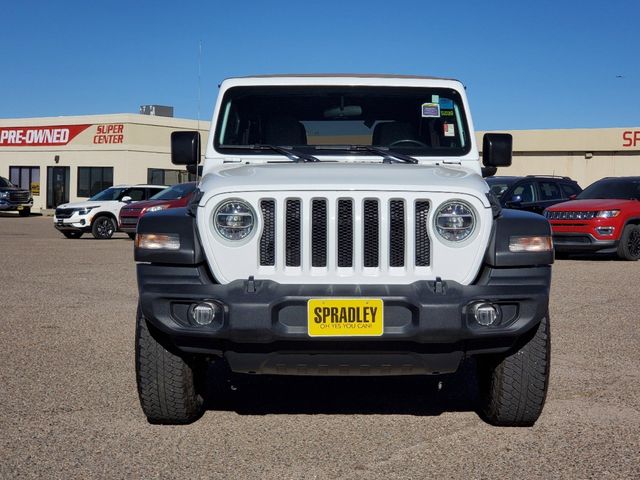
[214, 200, 255, 241]
[435, 201, 476, 242]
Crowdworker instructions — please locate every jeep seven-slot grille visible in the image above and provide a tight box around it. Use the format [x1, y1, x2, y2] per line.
[415, 201, 431, 266]
[259, 200, 276, 266]
[389, 200, 405, 267]
[311, 200, 327, 267]
[258, 197, 431, 270]
[285, 199, 301, 267]
[337, 200, 354, 267]
[363, 199, 379, 267]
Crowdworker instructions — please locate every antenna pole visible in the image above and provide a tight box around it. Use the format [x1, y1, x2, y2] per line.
[197, 40, 202, 183]
[197, 39, 202, 132]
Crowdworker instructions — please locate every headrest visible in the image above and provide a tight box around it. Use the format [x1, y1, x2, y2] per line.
[372, 122, 419, 146]
[264, 116, 307, 145]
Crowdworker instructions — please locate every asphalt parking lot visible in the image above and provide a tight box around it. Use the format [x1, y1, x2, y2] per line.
[1, 215, 639, 479]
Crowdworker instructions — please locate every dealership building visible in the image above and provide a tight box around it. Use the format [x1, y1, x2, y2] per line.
[0, 113, 210, 213]
[0, 112, 638, 214]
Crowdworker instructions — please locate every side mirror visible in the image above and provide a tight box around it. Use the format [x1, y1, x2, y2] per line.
[481, 166, 497, 178]
[121, 196, 133, 203]
[482, 133, 512, 168]
[507, 194, 522, 206]
[171, 131, 201, 166]
[186, 164, 203, 176]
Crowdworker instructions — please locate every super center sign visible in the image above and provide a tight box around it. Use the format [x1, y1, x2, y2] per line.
[0, 124, 125, 146]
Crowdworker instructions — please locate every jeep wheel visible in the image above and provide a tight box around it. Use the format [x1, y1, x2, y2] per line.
[617, 224, 640, 261]
[477, 314, 550, 427]
[18, 208, 30, 217]
[91, 215, 116, 239]
[62, 231, 83, 239]
[127, 232, 136, 240]
[135, 306, 204, 424]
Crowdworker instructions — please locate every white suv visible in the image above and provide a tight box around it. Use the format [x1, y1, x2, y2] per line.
[54, 184, 167, 239]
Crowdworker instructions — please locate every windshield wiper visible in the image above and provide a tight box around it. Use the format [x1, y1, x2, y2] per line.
[220, 144, 320, 163]
[316, 145, 418, 164]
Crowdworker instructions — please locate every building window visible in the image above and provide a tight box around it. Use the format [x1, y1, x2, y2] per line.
[147, 168, 194, 186]
[9, 166, 41, 195]
[77, 167, 113, 197]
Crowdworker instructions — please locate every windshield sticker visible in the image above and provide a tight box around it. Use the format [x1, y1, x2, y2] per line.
[444, 123, 455, 137]
[439, 98, 454, 109]
[441, 110, 454, 117]
[421, 103, 440, 118]
[431, 94, 439, 104]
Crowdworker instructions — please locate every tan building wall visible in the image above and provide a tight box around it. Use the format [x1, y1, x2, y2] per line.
[1, 113, 639, 214]
[0, 114, 210, 212]
[477, 128, 640, 187]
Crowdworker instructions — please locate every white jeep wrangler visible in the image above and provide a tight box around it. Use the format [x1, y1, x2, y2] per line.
[134, 75, 553, 426]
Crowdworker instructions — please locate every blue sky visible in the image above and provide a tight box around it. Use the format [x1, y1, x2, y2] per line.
[1, 0, 638, 130]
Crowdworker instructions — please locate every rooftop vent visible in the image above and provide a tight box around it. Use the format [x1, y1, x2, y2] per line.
[139, 105, 174, 117]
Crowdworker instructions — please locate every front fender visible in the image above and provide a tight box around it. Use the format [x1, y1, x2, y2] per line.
[134, 208, 204, 265]
[484, 209, 554, 267]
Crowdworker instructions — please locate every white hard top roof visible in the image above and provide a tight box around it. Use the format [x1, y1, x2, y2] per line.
[230, 73, 460, 81]
[220, 74, 464, 88]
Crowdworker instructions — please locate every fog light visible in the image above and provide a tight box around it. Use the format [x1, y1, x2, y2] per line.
[471, 302, 500, 326]
[595, 226, 615, 236]
[189, 302, 221, 326]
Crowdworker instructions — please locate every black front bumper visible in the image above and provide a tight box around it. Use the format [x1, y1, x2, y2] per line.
[553, 233, 618, 253]
[138, 264, 551, 375]
[0, 200, 32, 211]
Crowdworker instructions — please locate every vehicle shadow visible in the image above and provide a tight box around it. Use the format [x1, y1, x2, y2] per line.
[204, 358, 480, 417]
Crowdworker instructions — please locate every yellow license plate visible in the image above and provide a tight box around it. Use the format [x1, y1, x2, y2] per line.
[307, 298, 383, 337]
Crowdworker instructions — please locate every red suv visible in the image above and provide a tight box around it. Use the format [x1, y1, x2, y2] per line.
[544, 176, 640, 260]
[119, 182, 197, 238]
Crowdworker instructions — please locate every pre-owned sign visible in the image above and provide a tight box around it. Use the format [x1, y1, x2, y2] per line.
[0, 125, 91, 146]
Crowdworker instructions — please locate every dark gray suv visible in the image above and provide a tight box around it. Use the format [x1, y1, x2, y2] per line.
[487, 175, 582, 215]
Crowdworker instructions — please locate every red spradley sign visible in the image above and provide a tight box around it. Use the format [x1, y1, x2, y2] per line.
[0, 125, 91, 146]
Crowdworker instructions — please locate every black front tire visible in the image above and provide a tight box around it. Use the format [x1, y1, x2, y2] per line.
[91, 215, 116, 239]
[18, 208, 31, 217]
[617, 224, 640, 261]
[477, 314, 550, 427]
[135, 307, 204, 424]
[62, 231, 83, 239]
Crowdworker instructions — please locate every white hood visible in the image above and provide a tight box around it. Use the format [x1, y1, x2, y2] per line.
[56, 200, 110, 209]
[199, 163, 490, 206]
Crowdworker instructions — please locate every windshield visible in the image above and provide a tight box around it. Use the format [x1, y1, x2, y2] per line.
[89, 187, 127, 201]
[577, 178, 640, 200]
[0, 176, 15, 188]
[215, 86, 470, 157]
[150, 182, 196, 200]
[486, 178, 515, 198]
